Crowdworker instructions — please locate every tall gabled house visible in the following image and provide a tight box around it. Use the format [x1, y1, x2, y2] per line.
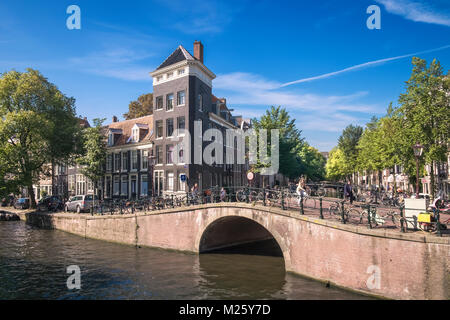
[149, 41, 247, 194]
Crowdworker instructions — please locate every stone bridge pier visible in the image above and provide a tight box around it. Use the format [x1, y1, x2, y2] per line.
[26, 203, 450, 300]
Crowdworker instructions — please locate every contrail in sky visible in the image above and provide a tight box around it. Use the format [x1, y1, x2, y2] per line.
[279, 44, 450, 88]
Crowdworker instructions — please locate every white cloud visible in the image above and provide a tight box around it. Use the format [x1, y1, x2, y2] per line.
[68, 48, 153, 81]
[375, 0, 450, 26]
[214, 72, 376, 114]
[280, 44, 450, 87]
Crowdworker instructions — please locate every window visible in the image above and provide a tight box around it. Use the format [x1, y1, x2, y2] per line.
[121, 176, 128, 196]
[122, 152, 128, 171]
[156, 96, 163, 110]
[167, 72, 173, 79]
[141, 175, 148, 196]
[178, 148, 184, 164]
[106, 154, 113, 171]
[142, 150, 148, 170]
[177, 116, 185, 132]
[178, 69, 185, 75]
[106, 176, 112, 198]
[113, 176, 120, 196]
[131, 150, 138, 170]
[76, 175, 86, 195]
[108, 133, 114, 146]
[177, 90, 185, 105]
[157, 76, 162, 82]
[132, 128, 139, 142]
[166, 145, 174, 164]
[87, 179, 94, 193]
[114, 154, 121, 172]
[166, 94, 174, 111]
[156, 120, 163, 138]
[197, 94, 203, 111]
[168, 173, 174, 191]
[166, 118, 174, 137]
[68, 175, 75, 194]
[156, 146, 163, 165]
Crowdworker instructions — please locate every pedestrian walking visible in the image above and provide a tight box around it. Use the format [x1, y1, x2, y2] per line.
[344, 180, 354, 204]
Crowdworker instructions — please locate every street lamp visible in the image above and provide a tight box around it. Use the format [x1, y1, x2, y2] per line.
[412, 142, 424, 198]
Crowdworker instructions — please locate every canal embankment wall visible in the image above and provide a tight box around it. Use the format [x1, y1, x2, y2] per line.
[21, 204, 450, 300]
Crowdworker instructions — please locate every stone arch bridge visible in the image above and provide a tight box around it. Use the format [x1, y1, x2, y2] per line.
[26, 203, 449, 300]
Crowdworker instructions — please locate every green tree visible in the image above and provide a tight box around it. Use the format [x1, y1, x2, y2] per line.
[397, 57, 449, 198]
[326, 147, 348, 181]
[298, 144, 326, 181]
[123, 93, 153, 120]
[76, 118, 107, 205]
[337, 124, 363, 179]
[251, 106, 304, 180]
[0, 69, 81, 207]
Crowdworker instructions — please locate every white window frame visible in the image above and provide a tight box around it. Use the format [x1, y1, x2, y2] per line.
[141, 150, 148, 171]
[177, 90, 185, 106]
[121, 176, 128, 196]
[131, 150, 138, 171]
[168, 173, 174, 191]
[141, 175, 148, 196]
[122, 152, 128, 172]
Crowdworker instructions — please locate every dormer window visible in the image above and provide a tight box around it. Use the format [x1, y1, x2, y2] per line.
[132, 127, 139, 143]
[108, 133, 114, 146]
[167, 72, 173, 79]
[178, 69, 185, 75]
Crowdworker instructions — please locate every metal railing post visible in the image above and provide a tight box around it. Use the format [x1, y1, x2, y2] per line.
[281, 190, 285, 210]
[435, 208, 441, 237]
[400, 206, 405, 233]
[246, 186, 249, 204]
[300, 193, 304, 215]
[367, 204, 372, 229]
[319, 197, 324, 219]
[341, 201, 346, 224]
[263, 188, 266, 206]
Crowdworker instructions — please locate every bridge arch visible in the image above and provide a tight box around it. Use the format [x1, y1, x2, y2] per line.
[195, 212, 291, 267]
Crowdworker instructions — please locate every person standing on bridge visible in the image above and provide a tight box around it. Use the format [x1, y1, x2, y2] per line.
[344, 180, 354, 205]
[296, 178, 307, 205]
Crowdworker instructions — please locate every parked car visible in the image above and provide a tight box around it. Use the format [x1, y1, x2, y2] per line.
[64, 195, 99, 213]
[37, 196, 63, 212]
[14, 198, 30, 210]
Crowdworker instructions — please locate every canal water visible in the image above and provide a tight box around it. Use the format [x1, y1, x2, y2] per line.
[0, 221, 370, 300]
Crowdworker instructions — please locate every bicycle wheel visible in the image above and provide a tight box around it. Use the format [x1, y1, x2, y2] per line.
[347, 208, 363, 224]
[249, 191, 259, 202]
[235, 190, 246, 202]
[328, 203, 339, 217]
[317, 188, 326, 197]
[389, 212, 402, 229]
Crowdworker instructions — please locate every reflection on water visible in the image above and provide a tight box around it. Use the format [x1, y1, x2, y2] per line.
[0, 222, 371, 300]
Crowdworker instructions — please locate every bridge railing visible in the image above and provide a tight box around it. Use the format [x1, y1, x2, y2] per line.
[55, 185, 448, 237]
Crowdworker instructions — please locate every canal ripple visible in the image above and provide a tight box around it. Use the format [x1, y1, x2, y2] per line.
[0, 221, 371, 300]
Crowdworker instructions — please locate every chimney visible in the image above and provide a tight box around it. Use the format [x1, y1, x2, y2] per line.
[193, 40, 204, 64]
[112, 116, 118, 123]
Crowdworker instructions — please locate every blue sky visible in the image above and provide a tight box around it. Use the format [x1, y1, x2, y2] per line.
[0, 0, 449, 151]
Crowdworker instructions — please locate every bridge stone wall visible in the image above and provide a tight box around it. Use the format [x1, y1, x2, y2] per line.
[25, 204, 449, 300]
